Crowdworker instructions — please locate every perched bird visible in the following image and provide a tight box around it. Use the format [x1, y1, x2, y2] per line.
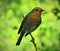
[16, 7, 44, 45]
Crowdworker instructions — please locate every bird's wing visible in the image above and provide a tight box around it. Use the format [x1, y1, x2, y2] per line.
[18, 19, 25, 34]
[18, 11, 32, 34]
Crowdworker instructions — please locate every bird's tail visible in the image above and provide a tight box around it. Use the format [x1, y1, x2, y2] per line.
[16, 31, 25, 46]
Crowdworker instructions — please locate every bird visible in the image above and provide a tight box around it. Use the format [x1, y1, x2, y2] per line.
[16, 7, 44, 46]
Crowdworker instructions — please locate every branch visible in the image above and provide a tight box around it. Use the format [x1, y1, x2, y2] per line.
[30, 33, 38, 51]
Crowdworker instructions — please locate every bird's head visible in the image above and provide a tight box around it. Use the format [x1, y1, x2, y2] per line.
[32, 7, 44, 13]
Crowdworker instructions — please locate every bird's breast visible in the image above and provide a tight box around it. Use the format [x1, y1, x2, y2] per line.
[30, 12, 41, 25]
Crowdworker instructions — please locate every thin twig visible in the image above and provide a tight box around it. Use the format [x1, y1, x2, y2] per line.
[30, 33, 38, 51]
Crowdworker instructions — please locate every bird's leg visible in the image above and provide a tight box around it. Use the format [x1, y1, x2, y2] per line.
[30, 33, 35, 42]
[29, 33, 37, 51]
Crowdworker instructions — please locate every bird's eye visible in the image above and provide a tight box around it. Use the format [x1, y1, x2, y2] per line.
[36, 9, 38, 11]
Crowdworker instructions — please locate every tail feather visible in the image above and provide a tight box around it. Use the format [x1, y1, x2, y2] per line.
[18, 28, 21, 34]
[16, 31, 25, 45]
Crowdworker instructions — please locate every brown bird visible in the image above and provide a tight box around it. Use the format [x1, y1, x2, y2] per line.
[16, 7, 44, 45]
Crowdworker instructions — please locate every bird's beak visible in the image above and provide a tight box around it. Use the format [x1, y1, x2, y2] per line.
[42, 10, 44, 11]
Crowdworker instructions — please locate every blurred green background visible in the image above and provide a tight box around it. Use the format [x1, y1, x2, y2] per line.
[0, 0, 60, 51]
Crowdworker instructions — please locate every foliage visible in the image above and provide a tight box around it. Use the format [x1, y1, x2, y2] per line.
[0, 0, 60, 51]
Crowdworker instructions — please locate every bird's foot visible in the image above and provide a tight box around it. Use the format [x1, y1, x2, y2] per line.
[29, 33, 35, 42]
[30, 36, 35, 43]
[29, 33, 37, 51]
